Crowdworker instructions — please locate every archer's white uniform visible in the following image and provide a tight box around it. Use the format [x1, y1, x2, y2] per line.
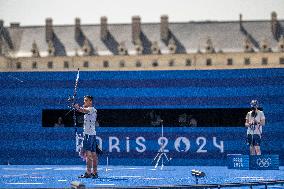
[83, 107, 97, 135]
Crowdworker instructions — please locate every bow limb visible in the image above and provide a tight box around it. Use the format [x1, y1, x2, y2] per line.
[72, 68, 80, 130]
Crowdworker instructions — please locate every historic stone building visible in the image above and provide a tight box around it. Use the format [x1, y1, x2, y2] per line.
[0, 12, 283, 72]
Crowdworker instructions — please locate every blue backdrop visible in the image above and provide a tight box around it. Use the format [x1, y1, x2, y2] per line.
[0, 68, 283, 165]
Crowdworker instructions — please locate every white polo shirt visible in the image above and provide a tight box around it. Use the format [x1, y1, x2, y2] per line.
[83, 107, 97, 135]
[246, 110, 265, 135]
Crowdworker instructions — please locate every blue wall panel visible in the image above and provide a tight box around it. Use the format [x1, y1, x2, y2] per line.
[0, 68, 283, 165]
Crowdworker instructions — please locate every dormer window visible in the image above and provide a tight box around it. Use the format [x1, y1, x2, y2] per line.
[31, 41, 40, 57]
[82, 39, 91, 56]
[47, 41, 55, 56]
[205, 38, 215, 53]
[151, 41, 160, 55]
[278, 35, 284, 52]
[168, 38, 176, 54]
[244, 37, 254, 52]
[135, 45, 143, 55]
[134, 39, 143, 55]
[0, 37, 3, 55]
[117, 42, 127, 55]
[260, 39, 270, 52]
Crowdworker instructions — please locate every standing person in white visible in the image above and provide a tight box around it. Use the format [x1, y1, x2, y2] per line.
[75, 95, 98, 178]
[245, 100, 265, 155]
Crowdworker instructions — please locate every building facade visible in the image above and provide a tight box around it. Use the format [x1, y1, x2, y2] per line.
[0, 12, 283, 72]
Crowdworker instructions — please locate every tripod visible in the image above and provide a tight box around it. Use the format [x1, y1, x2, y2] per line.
[152, 120, 171, 169]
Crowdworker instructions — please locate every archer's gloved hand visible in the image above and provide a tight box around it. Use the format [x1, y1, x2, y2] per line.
[74, 104, 80, 110]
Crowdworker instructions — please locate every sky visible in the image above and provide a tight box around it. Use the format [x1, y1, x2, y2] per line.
[0, 0, 284, 26]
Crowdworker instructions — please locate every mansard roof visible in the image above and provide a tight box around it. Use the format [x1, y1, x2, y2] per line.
[1, 19, 284, 57]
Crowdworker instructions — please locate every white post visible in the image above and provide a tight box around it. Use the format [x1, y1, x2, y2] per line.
[106, 156, 109, 172]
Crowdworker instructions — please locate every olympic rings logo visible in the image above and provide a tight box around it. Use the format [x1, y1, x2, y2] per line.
[257, 158, 271, 167]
